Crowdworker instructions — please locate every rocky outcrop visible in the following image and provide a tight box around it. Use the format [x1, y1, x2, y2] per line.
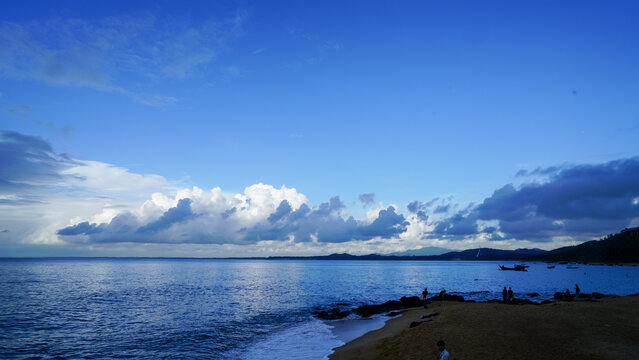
[428, 293, 470, 302]
[313, 307, 351, 320]
[353, 296, 423, 317]
[554, 292, 609, 301]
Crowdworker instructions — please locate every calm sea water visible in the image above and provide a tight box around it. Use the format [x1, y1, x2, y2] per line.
[1, 259, 638, 359]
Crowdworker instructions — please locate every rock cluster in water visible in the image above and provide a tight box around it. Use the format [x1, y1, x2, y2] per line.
[313, 307, 351, 320]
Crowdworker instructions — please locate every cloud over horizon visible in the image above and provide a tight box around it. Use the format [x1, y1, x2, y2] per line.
[427, 158, 639, 242]
[1, 130, 639, 254]
[57, 186, 409, 245]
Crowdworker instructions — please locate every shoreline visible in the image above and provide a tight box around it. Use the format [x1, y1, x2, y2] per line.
[329, 295, 639, 360]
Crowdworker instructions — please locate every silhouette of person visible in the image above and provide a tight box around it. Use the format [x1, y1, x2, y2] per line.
[422, 288, 429, 308]
[575, 284, 580, 298]
[502, 287, 508, 302]
[508, 287, 514, 302]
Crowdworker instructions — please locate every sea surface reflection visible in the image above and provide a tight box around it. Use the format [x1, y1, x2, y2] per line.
[1, 259, 638, 359]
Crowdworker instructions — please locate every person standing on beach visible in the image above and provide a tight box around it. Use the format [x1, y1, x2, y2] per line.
[436, 340, 450, 360]
[438, 289, 446, 305]
[422, 288, 429, 308]
[575, 284, 581, 298]
[502, 287, 508, 302]
[508, 287, 514, 302]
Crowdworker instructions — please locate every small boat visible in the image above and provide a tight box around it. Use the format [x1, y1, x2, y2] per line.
[547, 265, 555, 269]
[499, 265, 528, 271]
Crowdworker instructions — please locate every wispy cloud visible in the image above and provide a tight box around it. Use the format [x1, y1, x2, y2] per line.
[282, 25, 340, 70]
[4, 103, 75, 136]
[0, 11, 247, 106]
[3, 104, 32, 118]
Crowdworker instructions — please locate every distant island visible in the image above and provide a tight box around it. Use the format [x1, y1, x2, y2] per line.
[263, 247, 545, 261]
[530, 226, 639, 264]
[255, 226, 639, 263]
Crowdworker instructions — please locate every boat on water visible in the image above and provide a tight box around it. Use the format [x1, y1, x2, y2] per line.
[547, 265, 556, 269]
[499, 265, 528, 271]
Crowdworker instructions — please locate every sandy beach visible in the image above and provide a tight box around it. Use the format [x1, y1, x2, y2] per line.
[330, 295, 639, 360]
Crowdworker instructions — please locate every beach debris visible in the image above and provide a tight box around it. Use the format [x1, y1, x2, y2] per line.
[421, 312, 440, 319]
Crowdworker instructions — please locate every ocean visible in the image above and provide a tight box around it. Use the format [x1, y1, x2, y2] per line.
[1, 258, 638, 359]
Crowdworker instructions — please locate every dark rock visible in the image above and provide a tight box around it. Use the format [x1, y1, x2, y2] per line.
[353, 304, 386, 317]
[508, 298, 539, 305]
[526, 293, 540, 297]
[553, 292, 574, 301]
[313, 308, 351, 320]
[399, 296, 423, 307]
[353, 296, 424, 317]
[409, 321, 423, 328]
[429, 293, 467, 302]
[385, 311, 403, 317]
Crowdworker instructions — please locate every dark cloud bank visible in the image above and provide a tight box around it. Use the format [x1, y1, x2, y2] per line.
[0, 131, 76, 193]
[428, 158, 639, 242]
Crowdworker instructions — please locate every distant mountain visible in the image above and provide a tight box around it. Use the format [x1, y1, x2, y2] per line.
[264, 248, 546, 261]
[389, 246, 452, 256]
[529, 227, 639, 263]
[432, 247, 546, 261]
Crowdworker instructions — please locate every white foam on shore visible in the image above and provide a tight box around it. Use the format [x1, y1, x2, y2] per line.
[329, 315, 394, 344]
[232, 318, 343, 360]
[228, 315, 396, 360]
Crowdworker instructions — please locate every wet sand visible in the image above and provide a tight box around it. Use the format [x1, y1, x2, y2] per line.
[330, 295, 639, 360]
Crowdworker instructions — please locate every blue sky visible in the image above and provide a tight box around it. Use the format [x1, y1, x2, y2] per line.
[1, 1, 638, 256]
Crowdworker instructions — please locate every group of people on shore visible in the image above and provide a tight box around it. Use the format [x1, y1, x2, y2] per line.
[564, 284, 581, 299]
[502, 286, 514, 302]
[420, 287, 448, 308]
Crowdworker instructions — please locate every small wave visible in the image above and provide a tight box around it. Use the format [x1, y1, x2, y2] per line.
[224, 318, 342, 360]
